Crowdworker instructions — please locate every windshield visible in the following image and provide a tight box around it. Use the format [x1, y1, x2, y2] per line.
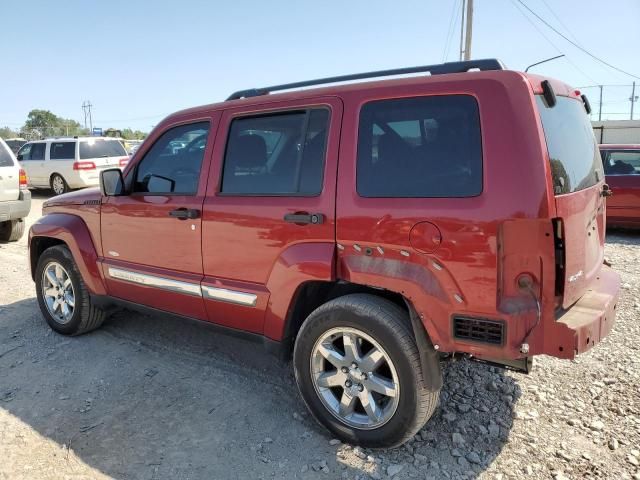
[79, 139, 127, 159]
[536, 95, 603, 194]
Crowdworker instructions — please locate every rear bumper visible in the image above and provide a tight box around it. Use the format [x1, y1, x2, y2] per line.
[544, 265, 620, 359]
[0, 190, 31, 222]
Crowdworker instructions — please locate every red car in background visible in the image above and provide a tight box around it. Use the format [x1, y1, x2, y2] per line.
[600, 144, 640, 228]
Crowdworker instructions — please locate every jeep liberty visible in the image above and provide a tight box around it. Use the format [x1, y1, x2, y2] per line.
[28, 59, 620, 447]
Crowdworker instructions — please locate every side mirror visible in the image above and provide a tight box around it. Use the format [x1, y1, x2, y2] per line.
[100, 168, 125, 196]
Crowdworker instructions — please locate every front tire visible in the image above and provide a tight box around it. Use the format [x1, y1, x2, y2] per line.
[50, 174, 69, 195]
[293, 294, 441, 448]
[0, 219, 25, 242]
[35, 245, 107, 335]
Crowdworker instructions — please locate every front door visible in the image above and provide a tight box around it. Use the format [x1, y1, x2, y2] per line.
[17, 142, 47, 186]
[101, 117, 218, 319]
[602, 148, 640, 225]
[201, 97, 342, 333]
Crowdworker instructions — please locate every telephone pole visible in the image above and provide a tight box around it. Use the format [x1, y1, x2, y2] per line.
[598, 85, 603, 121]
[459, 0, 474, 61]
[630, 82, 637, 121]
[464, 0, 474, 61]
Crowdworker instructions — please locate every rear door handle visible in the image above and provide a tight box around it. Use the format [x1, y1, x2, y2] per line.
[284, 212, 324, 225]
[169, 208, 200, 220]
[601, 184, 613, 197]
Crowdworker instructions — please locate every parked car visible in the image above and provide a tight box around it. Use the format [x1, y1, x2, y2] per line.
[3, 137, 27, 155]
[27, 59, 620, 447]
[599, 144, 640, 228]
[0, 138, 30, 241]
[17, 137, 129, 195]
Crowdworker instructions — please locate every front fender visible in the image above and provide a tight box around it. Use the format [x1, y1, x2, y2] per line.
[29, 213, 106, 295]
[263, 242, 335, 340]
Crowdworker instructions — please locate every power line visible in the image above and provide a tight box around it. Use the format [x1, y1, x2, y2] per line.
[539, 0, 581, 45]
[509, 0, 596, 83]
[442, 0, 460, 62]
[515, 0, 640, 81]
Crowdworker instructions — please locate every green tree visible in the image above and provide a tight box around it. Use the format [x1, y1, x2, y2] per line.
[0, 126, 18, 139]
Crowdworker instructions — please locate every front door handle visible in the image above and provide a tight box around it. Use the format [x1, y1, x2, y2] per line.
[169, 208, 200, 220]
[284, 212, 324, 225]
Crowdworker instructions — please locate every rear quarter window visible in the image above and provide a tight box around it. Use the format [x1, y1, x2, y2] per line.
[356, 95, 482, 198]
[0, 142, 15, 167]
[536, 95, 603, 194]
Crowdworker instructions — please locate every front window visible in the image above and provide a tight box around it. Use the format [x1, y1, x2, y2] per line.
[536, 95, 603, 194]
[80, 139, 127, 159]
[356, 95, 483, 198]
[133, 122, 209, 195]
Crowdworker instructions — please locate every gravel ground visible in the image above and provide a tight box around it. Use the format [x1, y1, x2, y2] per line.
[1, 194, 639, 480]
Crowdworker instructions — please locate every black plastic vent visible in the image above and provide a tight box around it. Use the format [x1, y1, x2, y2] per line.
[83, 200, 101, 205]
[453, 316, 504, 345]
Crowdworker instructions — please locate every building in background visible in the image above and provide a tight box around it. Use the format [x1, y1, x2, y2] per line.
[593, 120, 640, 144]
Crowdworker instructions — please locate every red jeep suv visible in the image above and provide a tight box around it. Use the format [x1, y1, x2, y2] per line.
[29, 59, 620, 447]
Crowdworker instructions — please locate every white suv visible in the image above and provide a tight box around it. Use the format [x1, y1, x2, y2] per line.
[0, 138, 30, 241]
[17, 137, 129, 195]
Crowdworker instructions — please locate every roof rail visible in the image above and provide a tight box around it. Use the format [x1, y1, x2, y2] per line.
[226, 58, 505, 101]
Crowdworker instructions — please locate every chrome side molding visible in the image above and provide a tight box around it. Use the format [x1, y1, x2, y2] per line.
[107, 267, 257, 307]
[108, 267, 202, 297]
[201, 285, 257, 307]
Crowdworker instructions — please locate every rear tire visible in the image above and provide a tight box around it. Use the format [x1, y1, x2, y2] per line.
[35, 245, 107, 335]
[50, 174, 68, 195]
[0, 219, 25, 242]
[293, 294, 441, 448]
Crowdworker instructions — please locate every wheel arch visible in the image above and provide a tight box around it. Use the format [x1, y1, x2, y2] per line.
[29, 213, 106, 295]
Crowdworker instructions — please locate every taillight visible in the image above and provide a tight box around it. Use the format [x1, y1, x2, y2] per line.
[73, 161, 96, 170]
[19, 168, 28, 189]
[119, 157, 129, 167]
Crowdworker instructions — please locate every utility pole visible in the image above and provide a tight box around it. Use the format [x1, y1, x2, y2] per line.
[459, 0, 466, 61]
[464, 0, 473, 61]
[630, 82, 637, 120]
[598, 85, 603, 121]
[82, 100, 93, 132]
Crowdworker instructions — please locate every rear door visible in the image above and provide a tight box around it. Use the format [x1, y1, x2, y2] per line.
[600, 148, 640, 224]
[0, 141, 19, 202]
[201, 97, 341, 333]
[536, 95, 605, 308]
[48, 140, 77, 182]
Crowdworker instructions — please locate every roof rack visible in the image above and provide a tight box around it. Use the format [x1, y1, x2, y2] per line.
[226, 58, 505, 101]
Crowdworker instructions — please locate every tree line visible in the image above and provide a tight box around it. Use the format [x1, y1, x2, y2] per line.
[0, 109, 147, 140]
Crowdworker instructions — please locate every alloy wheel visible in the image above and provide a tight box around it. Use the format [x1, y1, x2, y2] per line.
[41, 261, 75, 324]
[52, 175, 65, 195]
[310, 327, 400, 430]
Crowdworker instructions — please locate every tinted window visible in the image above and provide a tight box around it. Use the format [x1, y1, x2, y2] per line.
[134, 122, 209, 194]
[31, 143, 45, 160]
[0, 143, 14, 167]
[221, 109, 329, 195]
[536, 96, 603, 194]
[16, 144, 31, 161]
[357, 95, 482, 197]
[601, 150, 640, 175]
[50, 141, 76, 160]
[80, 139, 127, 159]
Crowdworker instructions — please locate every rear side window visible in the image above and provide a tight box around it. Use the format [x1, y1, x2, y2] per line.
[221, 109, 329, 195]
[357, 95, 482, 197]
[601, 150, 640, 175]
[134, 122, 209, 194]
[80, 139, 127, 159]
[50, 141, 76, 160]
[0, 143, 15, 167]
[536, 96, 603, 194]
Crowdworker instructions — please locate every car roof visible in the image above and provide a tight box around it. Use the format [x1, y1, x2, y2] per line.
[28, 136, 123, 143]
[165, 69, 576, 123]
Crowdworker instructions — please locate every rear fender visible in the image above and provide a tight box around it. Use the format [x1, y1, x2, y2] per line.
[263, 242, 335, 340]
[29, 213, 106, 295]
